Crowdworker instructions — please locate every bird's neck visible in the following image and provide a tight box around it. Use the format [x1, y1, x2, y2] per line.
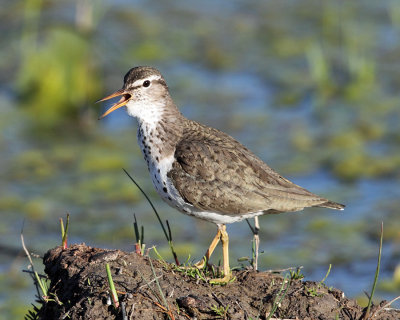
[136, 101, 184, 160]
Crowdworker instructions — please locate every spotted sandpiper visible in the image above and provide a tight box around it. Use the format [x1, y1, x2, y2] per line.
[98, 66, 345, 283]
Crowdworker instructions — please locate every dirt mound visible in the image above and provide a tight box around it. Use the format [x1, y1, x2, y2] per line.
[35, 244, 399, 319]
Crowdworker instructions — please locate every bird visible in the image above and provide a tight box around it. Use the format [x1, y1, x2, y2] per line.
[98, 66, 345, 283]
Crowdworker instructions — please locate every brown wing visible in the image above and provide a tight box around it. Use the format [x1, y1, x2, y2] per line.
[168, 121, 343, 215]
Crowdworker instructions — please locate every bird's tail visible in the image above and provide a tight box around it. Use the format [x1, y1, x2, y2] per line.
[317, 200, 345, 211]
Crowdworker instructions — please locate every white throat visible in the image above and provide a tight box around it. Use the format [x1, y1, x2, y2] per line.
[125, 99, 164, 125]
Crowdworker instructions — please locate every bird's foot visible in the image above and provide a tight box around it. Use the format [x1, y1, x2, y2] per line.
[209, 273, 234, 285]
[193, 258, 207, 269]
[179, 257, 208, 270]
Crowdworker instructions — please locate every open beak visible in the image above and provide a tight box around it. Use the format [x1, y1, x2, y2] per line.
[97, 89, 132, 119]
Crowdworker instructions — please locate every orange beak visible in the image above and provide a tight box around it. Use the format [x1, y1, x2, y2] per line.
[97, 89, 132, 119]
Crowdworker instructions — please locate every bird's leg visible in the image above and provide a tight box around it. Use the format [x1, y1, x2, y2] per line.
[253, 216, 260, 271]
[193, 228, 221, 269]
[210, 224, 232, 283]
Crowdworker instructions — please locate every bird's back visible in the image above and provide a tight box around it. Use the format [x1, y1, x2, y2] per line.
[168, 119, 344, 216]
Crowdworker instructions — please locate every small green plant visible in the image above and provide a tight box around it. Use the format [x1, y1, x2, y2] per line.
[22, 221, 60, 320]
[306, 286, 323, 297]
[60, 213, 70, 249]
[168, 253, 236, 285]
[289, 267, 304, 280]
[320, 263, 332, 285]
[210, 304, 229, 318]
[176, 264, 208, 282]
[306, 264, 332, 297]
[133, 213, 145, 255]
[21, 227, 49, 302]
[106, 263, 119, 308]
[151, 246, 170, 269]
[266, 274, 291, 320]
[171, 255, 209, 282]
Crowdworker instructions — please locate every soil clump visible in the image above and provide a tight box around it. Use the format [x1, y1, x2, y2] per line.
[35, 244, 399, 319]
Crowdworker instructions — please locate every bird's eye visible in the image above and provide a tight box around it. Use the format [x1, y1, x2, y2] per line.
[143, 80, 151, 87]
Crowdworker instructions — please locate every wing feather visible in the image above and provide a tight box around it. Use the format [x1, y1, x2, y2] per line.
[168, 120, 342, 215]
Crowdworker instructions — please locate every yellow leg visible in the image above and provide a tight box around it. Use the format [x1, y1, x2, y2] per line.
[194, 227, 221, 269]
[209, 224, 232, 283]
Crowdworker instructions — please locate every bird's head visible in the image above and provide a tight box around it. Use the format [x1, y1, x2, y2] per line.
[98, 66, 170, 120]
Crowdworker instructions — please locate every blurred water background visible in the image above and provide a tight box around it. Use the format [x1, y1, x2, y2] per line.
[0, 0, 400, 317]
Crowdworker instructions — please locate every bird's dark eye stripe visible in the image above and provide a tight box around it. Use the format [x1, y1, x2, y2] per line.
[143, 80, 151, 87]
[154, 79, 167, 86]
[124, 79, 165, 90]
[126, 84, 142, 90]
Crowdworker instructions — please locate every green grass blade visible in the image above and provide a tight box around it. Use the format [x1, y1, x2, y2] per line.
[320, 264, 332, 285]
[106, 263, 119, 308]
[61, 213, 70, 249]
[60, 218, 64, 241]
[133, 213, 140, 244]
[149, 258, 169, 310]
[364, 222, 383, 319]
[266, 275, 291, 320]
[123, 169, 179, 264]
[123, 169, 169, 241]
[137, 267, 162, 305]
[21, 223, 48, 300]
[166, 220, 180, 265]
